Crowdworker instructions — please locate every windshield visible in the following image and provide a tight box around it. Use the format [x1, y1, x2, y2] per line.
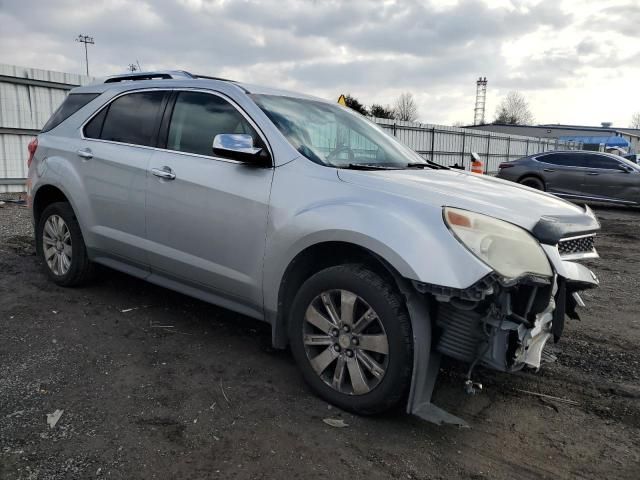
[251, 94, 427, 168]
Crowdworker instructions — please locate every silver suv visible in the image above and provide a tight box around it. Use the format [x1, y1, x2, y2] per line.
[27, 71, 600, 425]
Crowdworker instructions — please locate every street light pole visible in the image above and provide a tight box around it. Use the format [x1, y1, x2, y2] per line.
[75, 34, 95, 76]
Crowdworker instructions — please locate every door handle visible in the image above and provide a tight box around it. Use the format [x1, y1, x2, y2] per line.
[77, 148, 93, 159]
[543, 168, 555, 172]
[586, 172, 599, 176]
[151, 166, 176, 180]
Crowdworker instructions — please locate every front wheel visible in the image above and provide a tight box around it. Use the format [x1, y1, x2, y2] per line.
[519, 176, 545, 191]
[288, 264, 413, 415]
[36, 202, 94, 286]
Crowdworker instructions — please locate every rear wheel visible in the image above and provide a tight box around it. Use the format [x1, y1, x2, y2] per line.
[519, 176, 545, 191]
[36, 202, 94, 286]
[288, 264, 413, 415]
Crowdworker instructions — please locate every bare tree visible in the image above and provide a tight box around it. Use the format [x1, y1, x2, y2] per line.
[630, 112, 640, 129]
[393, 92, 419, 122]
[493, 91, 535, 125]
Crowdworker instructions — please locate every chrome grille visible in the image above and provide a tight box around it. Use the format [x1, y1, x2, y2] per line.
[558, 235, 596, 259]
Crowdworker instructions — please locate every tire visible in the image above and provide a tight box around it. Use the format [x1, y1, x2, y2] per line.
[520, 176, 545, 191]
[288, 264, 413, 415]
[36, 201, 94, 287]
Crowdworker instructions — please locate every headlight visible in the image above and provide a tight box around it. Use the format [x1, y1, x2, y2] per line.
[443, 207, 552, 280]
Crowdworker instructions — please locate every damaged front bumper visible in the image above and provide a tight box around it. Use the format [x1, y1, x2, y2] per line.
[404, 241, 599, 427]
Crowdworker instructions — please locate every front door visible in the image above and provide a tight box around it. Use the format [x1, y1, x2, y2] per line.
[582, 154, 640, 204]
[145, 90, 274, 315]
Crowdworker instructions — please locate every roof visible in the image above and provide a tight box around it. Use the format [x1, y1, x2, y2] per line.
[538, 124, 640, 138]
[525, 150, 627, 160]
[468, 123, 640, 140]
[72, 69, 327, 103]
[557, 135, 630, 147]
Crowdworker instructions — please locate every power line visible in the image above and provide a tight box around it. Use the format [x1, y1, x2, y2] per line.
[75, 34, 95, 76]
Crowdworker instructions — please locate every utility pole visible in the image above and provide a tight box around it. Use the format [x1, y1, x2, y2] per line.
[75, 34, 95, 76]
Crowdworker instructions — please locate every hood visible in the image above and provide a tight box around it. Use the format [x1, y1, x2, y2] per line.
[337, 168, 594, 233]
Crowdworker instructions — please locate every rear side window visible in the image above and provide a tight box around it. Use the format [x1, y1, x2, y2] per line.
[166, 91, 258, 157]
[41, 93, 99, 132]
[85, 91, 167, 147]
[538, 153, 589, 167]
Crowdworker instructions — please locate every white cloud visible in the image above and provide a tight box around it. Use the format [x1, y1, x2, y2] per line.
[0, 0, 638, 126]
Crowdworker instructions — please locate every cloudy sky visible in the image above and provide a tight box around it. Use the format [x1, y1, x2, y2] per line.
[1, 0, 638, 127]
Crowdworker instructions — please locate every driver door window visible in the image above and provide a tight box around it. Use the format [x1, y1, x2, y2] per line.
[582, 154, 628, 201]
[585, 155, 622, 170]
[167, 91, 258, 157]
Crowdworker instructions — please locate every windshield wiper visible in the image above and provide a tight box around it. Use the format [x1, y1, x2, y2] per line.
[406, 161, 449, 170]
[343, 163, 401, 171]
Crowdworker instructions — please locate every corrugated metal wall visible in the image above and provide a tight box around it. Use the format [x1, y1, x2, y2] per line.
[373, 118, 580, 173]
[0, 63, 579, 192]
[0, 64, 92, 192]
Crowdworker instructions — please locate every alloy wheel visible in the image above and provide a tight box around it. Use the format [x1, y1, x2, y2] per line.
[42, 214, 73, 276]
[302, 289, 389, 395]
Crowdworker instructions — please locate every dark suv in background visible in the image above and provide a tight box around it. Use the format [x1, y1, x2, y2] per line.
[497, 150, 640, 206]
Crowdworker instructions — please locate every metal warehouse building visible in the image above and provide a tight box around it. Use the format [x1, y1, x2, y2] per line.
[469, 123, 640, 155]
[0, 64, 92, 193]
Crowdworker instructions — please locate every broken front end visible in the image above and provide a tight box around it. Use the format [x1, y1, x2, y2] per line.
[405, 207, 600, 426]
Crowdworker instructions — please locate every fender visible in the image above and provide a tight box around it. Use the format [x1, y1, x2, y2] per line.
[32, 144, 98, 248]
[263, 160, 492, 322]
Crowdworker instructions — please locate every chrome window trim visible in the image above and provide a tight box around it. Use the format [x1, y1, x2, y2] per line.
[79, 86, 274, 167]
[584, 165, 627, 172]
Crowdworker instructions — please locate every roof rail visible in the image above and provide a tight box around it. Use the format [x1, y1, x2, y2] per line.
[103, 70, 195, 83]
[194, 74, 235, 82]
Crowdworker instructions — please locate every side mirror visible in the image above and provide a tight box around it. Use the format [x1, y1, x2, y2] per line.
[212, 134, 271, 166]
[617, 164, 633, 173]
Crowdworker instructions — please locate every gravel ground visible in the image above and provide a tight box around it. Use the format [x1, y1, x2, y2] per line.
[0, 202, 639, 479]
[0, 194, 31, 239]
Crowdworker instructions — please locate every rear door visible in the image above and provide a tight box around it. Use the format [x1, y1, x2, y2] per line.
[582, 154, 640, 204]
[535, 152, 588, 197]
[81, 89, 169, 270]
[145, 90, 274, 316]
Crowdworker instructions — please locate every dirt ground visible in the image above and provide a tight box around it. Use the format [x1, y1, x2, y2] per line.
[1, 199, 639, 480]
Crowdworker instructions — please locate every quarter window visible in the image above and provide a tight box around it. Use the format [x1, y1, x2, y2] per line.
[42, 93, 100, 132]
[167, 91, 258, 157]
[84, 91, 167, 147]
